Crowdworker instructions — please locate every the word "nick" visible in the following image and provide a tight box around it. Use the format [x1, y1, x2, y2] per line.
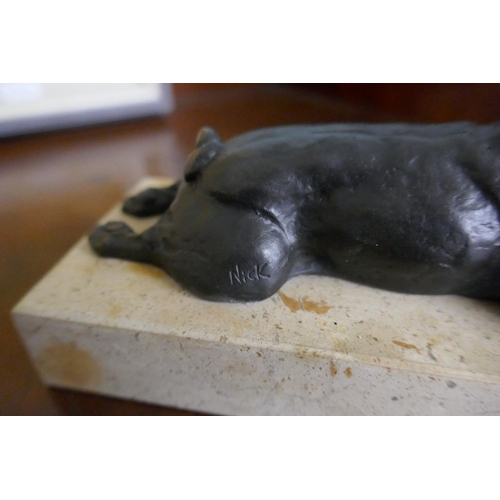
[229, 263, 270, 285]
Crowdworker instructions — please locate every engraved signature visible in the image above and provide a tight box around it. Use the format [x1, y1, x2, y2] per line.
[229, 263, 270, 285]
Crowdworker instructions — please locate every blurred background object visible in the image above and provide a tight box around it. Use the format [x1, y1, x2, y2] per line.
[288, 84, 500, 123]
[2, 83, 500, 415]
[0, 83, 173, 137]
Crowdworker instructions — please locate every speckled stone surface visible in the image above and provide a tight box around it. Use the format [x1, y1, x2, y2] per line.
[12, 178, 500, 415]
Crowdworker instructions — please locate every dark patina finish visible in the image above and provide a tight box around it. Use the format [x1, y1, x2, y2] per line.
[89, 122, 500, 302]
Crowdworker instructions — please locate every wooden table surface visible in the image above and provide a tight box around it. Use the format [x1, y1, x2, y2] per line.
[0, 84, 396, 415]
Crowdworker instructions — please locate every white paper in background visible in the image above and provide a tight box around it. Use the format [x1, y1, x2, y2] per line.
[0, 83, 174, 137]
[1, 83, 44, 103]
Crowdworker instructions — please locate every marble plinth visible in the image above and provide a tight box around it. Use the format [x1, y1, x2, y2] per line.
[12, 178, 500, 415]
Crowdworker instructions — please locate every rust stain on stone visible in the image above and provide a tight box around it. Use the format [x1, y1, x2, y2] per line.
[344, 367, 353, 377]
[301, 296, 332, 314]
[295, 347, 307, 359]
[278, 291, 332, 314]
[36, 341, 103, 388]
[109, 304, 122, 317]
[127, 262, 165, 279]
[277, 291, 301, 312]
[329, 360, 337, 376]
[333, 338, 349, 354]
[205, 306, 253, 333]
[392, 340, 421, 354]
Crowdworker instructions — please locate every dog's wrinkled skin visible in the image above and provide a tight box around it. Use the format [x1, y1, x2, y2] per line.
[89, 122, 500, 302]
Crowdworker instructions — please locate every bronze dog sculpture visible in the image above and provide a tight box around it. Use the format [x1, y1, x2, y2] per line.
[89, 122, 500, 302]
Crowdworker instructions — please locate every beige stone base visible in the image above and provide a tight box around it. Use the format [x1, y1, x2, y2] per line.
[12, 178, 500, 415]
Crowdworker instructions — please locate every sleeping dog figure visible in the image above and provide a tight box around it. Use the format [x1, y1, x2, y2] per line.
[89, 122, 500, 302]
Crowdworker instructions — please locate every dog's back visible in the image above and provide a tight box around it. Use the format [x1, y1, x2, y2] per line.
[204, 122, 500, 298]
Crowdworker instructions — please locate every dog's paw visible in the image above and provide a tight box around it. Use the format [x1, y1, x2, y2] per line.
[123, 188, 171, 217]
[88, 221, 134, 256]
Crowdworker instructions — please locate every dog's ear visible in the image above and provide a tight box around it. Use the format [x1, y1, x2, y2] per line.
[196, 127, 222, 148]
[185, 127, 225, 182]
